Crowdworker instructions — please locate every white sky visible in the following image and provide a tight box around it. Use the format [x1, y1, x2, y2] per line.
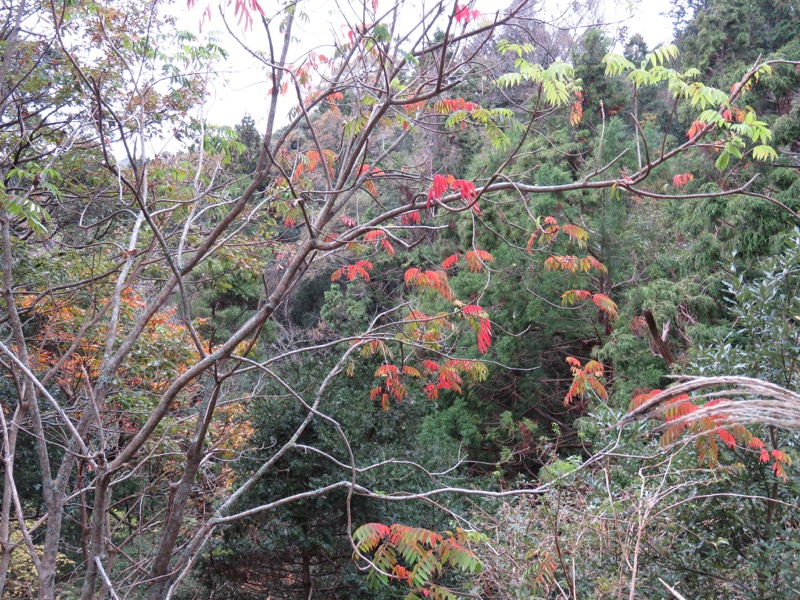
[137, 0, 676, 158]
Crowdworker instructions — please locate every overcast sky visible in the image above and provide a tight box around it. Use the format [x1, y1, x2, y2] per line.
[139, 0, 677, 157]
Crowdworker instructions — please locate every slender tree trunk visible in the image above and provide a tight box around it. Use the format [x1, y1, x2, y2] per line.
[0, 3, 28, 589]
[0, 405, 22, 596]
[80, 468, 111, 600]
[2, 212, 57, 600]
[148, 385, 221, 599]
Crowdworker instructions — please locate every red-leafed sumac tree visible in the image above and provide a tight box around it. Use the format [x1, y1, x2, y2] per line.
[0, 0, 795, 598]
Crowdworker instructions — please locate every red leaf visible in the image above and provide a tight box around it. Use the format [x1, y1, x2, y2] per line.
[544, 255, 578, 272]
[477, 318, 492, 354]
[332, 260, 373, 283]
[435, 98, 479, 113]
[427, 174, 449, 206]
[404, 269, 454, 300]
[442, 253, 461, 269]
[422, 360, 440, 372]
[716, 428, 736, 449]
[771, 449, 790, 463]
[437, 366, 463, 394]
[462, 304, 485, 317]
[561, 289, 592, 306]
[402, 210, 421, 225]
[232, 0, 264, 29]
[630, 389, 662, 410]
[454, 4, 480, 23]
[581, 256, 608, 274]
[404, 268, 422, 283]
[452, 179, 476, 201]
[365, 230, 384, 242]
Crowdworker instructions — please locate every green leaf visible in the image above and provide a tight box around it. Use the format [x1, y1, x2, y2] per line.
[752, 145, 778, 161]
[715, 151, 731, 171]
[495, 72, 522, 88]
[602, 52, 635, 76]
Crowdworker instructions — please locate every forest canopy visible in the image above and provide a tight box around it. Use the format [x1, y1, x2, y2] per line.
[0, 0, 799, 598]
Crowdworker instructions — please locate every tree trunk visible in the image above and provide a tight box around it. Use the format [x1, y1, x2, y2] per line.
[148, 386, 220, 599]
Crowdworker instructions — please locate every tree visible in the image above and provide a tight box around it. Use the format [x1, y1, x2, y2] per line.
[0, 0, 794, 598]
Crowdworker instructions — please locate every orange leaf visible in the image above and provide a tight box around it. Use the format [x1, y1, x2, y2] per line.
[630, 388, 662, 410]
[544, 255, 578, 272]
[687, 120, 707, 139]
[375, 364, 399, 378]
[464, 249, 494, 272]
[592, 293, 618, 319]
[560, 223, 588, 247]
[561, 289, 592, 306]
[402, 365, 421, 378]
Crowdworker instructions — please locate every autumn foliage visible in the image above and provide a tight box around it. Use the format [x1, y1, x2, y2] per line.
[630, 390, 792, 479]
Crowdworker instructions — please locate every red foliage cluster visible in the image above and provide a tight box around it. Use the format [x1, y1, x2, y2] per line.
[404, 268, 454, 300]
[426, 174, 480, 213]
[363, 230, 395, 256]
[368, 358, 487, 407]
[371, 364, 421, 409]
[686, 120, 708, 139]
[401, 210, 421, 225]
[527, 218, 589, 252]
[434, 97, 480, 113]
[672, 172, 694, 187]
[331, 260, 373, 282]
[564, 357, 607, 406]
[462, 305, 492, 354]
[441, 249, 494, 272]
[561, 290, 619, 319]
[544, 254, 607, 274]
[454, 4, 480, 23]
[630, 390, 793, 479]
